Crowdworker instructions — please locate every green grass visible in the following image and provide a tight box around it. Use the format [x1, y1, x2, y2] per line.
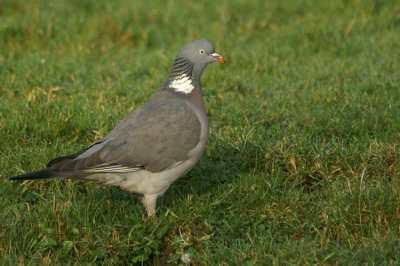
[1, 0, 400, 264]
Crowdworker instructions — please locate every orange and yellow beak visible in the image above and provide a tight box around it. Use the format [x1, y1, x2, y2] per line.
[210, 53, 225, 63]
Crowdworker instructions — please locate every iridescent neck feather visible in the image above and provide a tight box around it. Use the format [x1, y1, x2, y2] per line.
[168, 56, 195, 94]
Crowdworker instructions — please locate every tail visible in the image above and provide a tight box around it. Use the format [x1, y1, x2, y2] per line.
[10, 168, 62, 181]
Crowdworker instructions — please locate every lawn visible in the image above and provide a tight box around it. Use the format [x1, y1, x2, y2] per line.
[1, 0, 400, 264]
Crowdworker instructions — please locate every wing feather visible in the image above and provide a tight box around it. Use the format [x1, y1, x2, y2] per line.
[48, 101, 201, 174]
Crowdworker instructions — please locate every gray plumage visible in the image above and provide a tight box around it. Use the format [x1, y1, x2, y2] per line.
[10, 39, 225, 217]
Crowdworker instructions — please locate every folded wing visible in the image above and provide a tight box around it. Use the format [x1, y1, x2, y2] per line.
[48, 101, 201, 175]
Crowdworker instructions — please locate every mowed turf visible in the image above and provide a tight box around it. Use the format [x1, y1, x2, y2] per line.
[1, 0, 400, 264]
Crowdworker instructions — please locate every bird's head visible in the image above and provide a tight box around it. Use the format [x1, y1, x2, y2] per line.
[177, 39, 225, 66]
[167, 39, 224, 94]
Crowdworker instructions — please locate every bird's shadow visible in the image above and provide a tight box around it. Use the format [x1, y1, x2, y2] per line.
[164, 138, 263, 199]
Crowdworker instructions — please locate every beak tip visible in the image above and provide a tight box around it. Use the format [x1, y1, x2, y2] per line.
[211, 53, 225, 63]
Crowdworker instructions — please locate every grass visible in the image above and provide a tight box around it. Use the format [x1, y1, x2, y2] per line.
[1, 0, 400, 264]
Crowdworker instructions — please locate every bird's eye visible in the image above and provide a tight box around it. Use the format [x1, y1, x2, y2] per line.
[199, 49, 205, 54]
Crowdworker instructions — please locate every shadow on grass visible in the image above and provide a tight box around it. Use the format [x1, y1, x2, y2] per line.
[159, 137, 266, 209]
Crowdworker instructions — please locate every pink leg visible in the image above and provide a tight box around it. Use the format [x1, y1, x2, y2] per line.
[141, 194, 158, 219]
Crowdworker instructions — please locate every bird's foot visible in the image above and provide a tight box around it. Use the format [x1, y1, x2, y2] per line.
[141, 194, 158, 222]
[144, 212, 155, 223]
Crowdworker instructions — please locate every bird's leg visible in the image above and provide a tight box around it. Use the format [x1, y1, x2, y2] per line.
[141, 194, 158, 220]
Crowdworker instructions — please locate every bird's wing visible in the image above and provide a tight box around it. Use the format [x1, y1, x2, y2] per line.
[48, 101, 201, 174]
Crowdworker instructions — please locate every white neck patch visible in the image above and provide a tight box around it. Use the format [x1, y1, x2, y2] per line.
[169, 74, 194, 94]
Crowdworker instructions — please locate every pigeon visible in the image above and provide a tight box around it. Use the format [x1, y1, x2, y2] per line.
[11, 39, 225, 218]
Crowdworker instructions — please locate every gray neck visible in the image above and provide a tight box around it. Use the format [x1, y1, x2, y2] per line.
[168, 56, 195, 83]
[166, 56, 204, 95]
[157, 56, 207, 112]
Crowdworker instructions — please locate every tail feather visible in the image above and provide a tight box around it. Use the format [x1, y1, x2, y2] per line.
[10, 168, 61, 181]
